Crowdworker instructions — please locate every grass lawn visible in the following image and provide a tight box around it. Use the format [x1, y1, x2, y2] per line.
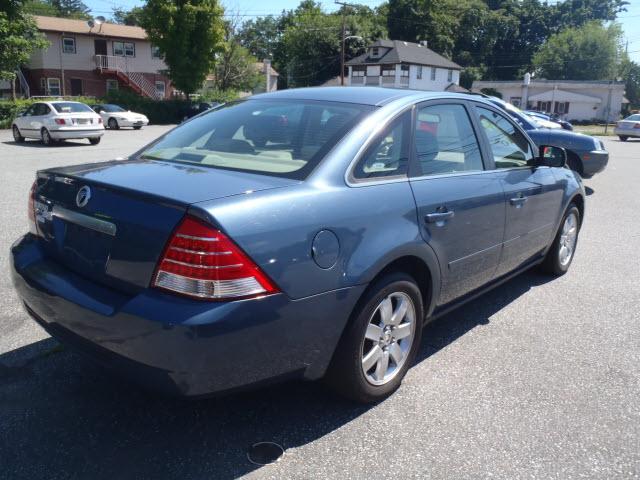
[573, 124, 617, 136]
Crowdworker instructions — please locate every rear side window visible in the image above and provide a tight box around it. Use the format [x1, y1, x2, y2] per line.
[140, 100, 373, 180]
[413, 103, 483, 177]
[352, 111, 410, 180]
[475, 106, 533, 168]
[51, 102, 94, 114]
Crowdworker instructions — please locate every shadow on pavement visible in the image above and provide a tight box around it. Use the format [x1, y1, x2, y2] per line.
[0, 270, 552, 479]
[2, 140, 90, 148]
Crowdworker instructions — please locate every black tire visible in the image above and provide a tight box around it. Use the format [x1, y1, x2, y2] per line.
[540, 204, 581, 276]
[619, 136, 628, 142]
[108, 118, 119, 130]
[89, 137, 101, 145]
[325, 272, 424, 403]
[40, 128, 53, 146]
[133, 126, 142, 130]
[566, 152, 583, 176]
[12, 125, 25, 143]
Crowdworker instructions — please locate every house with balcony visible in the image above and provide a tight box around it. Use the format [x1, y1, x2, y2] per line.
[18, 15, 172, 100]
[345, 39, 462, 91]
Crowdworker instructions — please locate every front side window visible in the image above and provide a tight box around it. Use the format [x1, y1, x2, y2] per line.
[47, 78, 61, 96]
[475, 106, 534, 169]
[140, 100, 372, 180]
[353, 112, 410, 180]
[62, 36, 76, 54]
[414, 103, 483, 177]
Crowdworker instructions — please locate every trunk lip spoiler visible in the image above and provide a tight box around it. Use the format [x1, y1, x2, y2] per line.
[53, 205, 117, 236]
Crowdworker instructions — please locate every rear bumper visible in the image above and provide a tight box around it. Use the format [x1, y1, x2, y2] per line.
[50, 128, 104, 140]
[11, 234, 365, 396]
[580, 150, 608, 178]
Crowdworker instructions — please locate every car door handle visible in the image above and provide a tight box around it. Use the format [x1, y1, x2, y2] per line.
[425, 210, 455, 223]
[509, 196, 528, 207]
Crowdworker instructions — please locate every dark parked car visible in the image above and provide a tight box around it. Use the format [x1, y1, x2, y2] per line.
[525, 110, 574, 131]
[12, 88, 585, 403]
[183, 101, 222, 121]
[487, 97, 607, 178]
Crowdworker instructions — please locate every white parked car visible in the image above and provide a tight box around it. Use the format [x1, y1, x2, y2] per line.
[614, 114, 640, 141]
[12, 101, 104, 145]
[91, 104, 149, 130]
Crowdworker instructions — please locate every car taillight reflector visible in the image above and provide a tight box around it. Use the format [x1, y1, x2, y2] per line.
[153, 216, 279, 300]
[28, 180, 39, 236]
[97, 118, 103, 124]
[634, 123, 640, 129]
[55, 118, 66, 125]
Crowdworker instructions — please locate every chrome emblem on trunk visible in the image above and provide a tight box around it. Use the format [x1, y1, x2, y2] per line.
[76, 186, 91, 208]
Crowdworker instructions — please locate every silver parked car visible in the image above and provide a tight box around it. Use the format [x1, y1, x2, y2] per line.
[614, 114, 640, 141]
[12, 101, 105, 145]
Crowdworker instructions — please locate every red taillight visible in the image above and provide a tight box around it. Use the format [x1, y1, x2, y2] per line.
[54, 118, 66, 125]
[634, 123, 640, 129]
[97, 118, 103, 124]
[28, 180, 39, 236]
[153, 216, 279, 300]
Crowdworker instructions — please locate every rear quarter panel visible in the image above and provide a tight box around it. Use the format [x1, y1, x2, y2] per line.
[193, 180, 440, 305]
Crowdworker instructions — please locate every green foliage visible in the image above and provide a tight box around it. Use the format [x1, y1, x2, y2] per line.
[236, 16, 285, 61]
[0, 2, 49, 84]
[198, 88, 239, 103]
[480, 88, 502, 98]
[49, 0, 90, 19]
[212, 44, 262, 91]
[111, 7, 144, 26]
[23, 0, 58, 16]
[618, 57, 640, 110]
[140, 0, 225, 96]
[532, 22, 623, 80]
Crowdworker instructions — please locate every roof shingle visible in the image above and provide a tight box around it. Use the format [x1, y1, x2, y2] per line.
[34, 15, 148, 40]
[346, 40, 461, 70]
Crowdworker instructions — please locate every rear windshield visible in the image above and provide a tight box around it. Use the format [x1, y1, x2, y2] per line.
[52, 102, 94, 113]
[139, 99, 373, 179]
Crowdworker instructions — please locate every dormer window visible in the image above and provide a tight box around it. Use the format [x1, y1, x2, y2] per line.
[372, 47, 379, 57]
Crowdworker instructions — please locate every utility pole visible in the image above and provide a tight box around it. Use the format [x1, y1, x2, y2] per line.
[335, 0, 348, 86]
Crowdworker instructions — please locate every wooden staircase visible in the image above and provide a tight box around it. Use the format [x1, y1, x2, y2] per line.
[95, 55, 164, 100]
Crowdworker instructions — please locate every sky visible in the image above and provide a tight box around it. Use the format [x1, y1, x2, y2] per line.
[84, 0, 640, 63]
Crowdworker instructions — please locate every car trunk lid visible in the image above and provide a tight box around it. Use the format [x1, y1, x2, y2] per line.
[34, 159, 298, 293]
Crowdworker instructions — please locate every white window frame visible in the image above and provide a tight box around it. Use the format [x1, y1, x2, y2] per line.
[155, 81, 165, 97]
[447, 69, 453, 82]
[352, 69, 365, 77]
[400, 65, 409, 77]
[62, 36, 76, 54]
[417, 65, 422, 80]
[113, 41, 135, 57]
[372, 47, 379, 57]
[106, 79, 119, 92]
[381, 66, 395, 77]
[430, 67, 436, 81]
[151, 45, 161, 59]
[47, 78, 61, 96]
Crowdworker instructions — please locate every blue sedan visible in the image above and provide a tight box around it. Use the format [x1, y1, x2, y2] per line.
[11, 87, 584, 403]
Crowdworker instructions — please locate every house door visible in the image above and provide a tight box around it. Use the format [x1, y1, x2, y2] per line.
[70, 78, 82, 96]
[94, 39, 107, 56]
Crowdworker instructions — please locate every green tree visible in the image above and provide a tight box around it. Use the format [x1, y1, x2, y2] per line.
[23, 0, 58, 16]
[532, 21, 623, 80]
[111, 7, 144, 26]
[618, 57, 640, 110]
[49, 0, 90, 19]
[140, 0, 225, 96]
[0, 1, 49, 97]
[237, 16, 286, 61]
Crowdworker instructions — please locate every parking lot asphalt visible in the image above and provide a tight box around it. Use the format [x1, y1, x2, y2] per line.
[0, 129, 638, 480]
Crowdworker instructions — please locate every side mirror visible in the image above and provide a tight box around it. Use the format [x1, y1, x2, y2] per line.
[536, 145, 566, 168]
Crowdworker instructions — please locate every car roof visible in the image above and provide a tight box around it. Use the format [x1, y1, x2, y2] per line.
[250, 86, 473, 107]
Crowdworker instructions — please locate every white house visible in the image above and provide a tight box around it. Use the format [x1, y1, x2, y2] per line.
[7, 15, 173, 100]
[472, 78, 627, 122]
[346, 39, 463, 91]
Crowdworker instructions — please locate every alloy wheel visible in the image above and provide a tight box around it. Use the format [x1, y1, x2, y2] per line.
[361, 291, 416, 386]
[12, 126, 22, 142]
[558, 212, 578, 266]
[41, 129, 51, 145]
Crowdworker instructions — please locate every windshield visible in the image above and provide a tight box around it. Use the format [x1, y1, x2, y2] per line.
[139, 99, 373, 180]
[102, 104, 126, 112]
[51, 102, 94, 114]
[626, 114, 640, 121]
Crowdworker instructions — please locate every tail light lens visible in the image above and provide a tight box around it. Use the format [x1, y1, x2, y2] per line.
[97, 117, 103, 124]
[634, 123, 640, 129]
[54, 118, 66, 125]
[153, 216, 279, 300]
[28, 180, 39, 236]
